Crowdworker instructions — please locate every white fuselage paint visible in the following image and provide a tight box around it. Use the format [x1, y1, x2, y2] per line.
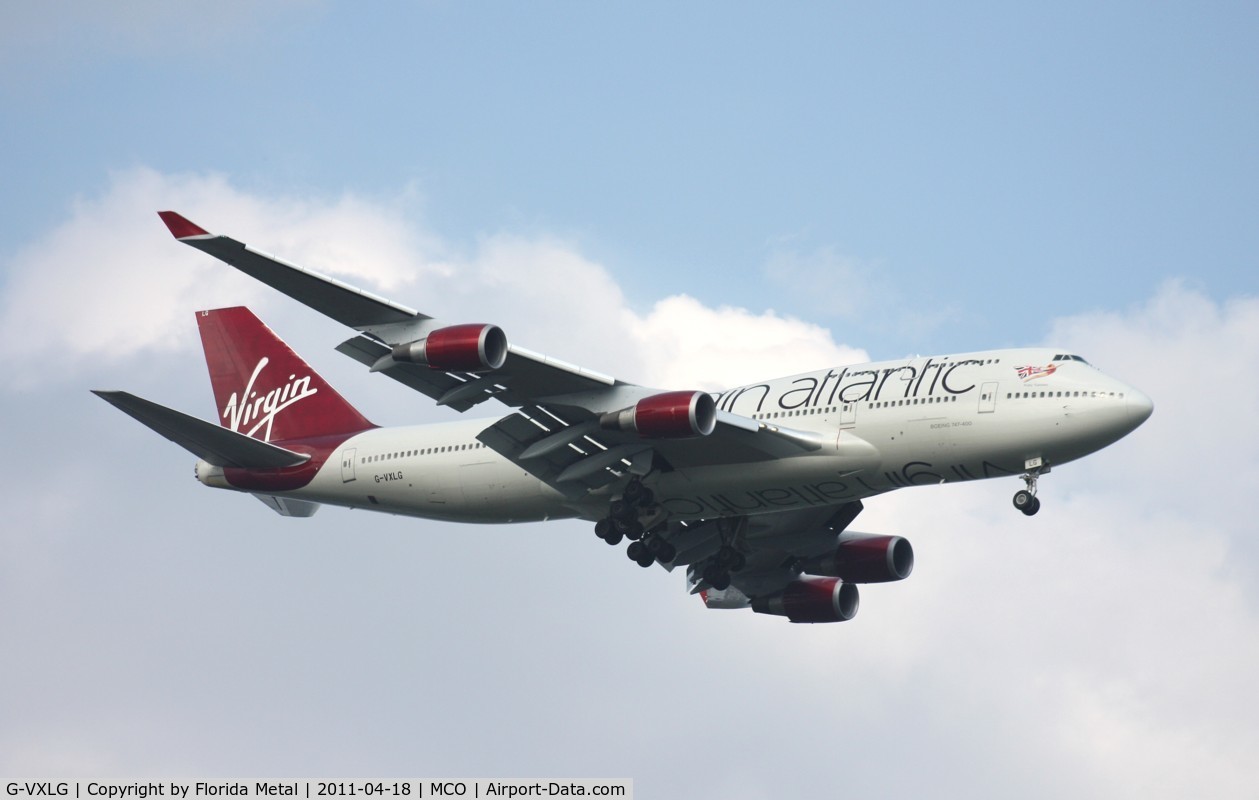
[199, 348, 1152, 523]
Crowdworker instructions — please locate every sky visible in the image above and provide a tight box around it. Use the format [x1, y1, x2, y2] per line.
[2, 1, 1258, 796]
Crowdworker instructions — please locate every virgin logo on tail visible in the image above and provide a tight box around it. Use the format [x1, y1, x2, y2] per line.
[223, 357, 319, 442]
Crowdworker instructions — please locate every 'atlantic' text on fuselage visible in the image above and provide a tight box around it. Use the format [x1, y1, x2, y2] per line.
[714, 357, 987, 414]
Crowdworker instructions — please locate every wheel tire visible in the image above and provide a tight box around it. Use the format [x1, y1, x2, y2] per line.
[623, 519, 644, 540]
[729, 551, 746, 572]
[710, 572, 731, 590]
[1013, 490, 1034, 511]
[626, 541, 646, 561]
[655, 541, 676, 563]
[594, 518, 611, 539]
[636, 553, 655, 568]
[604, 529, 624, 545]
[1024, 496, 1041, 516]
[610, 499, 634, 521]
[623, 481, 643, 502]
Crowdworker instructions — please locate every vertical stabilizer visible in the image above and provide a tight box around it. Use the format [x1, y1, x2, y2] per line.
[197, 307, 375, 442]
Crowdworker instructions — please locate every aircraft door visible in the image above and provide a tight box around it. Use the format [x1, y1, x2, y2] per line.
[978, 382, 998, 413]
[840, 401, 856, 429]
[340, 448, 357, 482]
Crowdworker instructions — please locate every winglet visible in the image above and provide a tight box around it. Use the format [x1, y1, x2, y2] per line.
[157, 210, 210, 239]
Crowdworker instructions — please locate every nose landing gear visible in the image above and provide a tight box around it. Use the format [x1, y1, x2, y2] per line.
[1013, 460, 1048, 516]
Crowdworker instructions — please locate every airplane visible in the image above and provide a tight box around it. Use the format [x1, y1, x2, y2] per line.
[93, 211, 1154, 623]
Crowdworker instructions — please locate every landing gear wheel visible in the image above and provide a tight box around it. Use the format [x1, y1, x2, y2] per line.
[613, 517, 643, 539]
[626, 541, 646, 562]
[594, 518, 612, 539]
[603, 529, 624, 545]
[635, 551, 655, 568]
[702, 564, 731, 591]
[647, 538, 676, 563]
[623, 479, 644, 503]
[609, 499, 635, 521]
[1013, 490, 1040, 516]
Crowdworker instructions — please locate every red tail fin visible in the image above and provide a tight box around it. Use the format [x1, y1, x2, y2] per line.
[197, 307, 375, 443]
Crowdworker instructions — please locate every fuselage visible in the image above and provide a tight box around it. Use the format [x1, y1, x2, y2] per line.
[196, 347, 1152, 523]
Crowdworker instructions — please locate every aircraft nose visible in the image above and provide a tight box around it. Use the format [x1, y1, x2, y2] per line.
[1126, 387, 1154, 428]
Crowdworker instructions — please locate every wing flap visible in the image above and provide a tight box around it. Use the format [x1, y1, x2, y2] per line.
[93, 390, 310, 469]
[336, 335, 502, 412]
[477, 405, 639, 499]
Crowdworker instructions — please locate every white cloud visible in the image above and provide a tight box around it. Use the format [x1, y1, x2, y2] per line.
[1047, 281, 1259, 580]
[628, 294, 867, 389]
[0, 167, 865, 395]
[764, 244, 961, 339]
[0, 169, 443, 388]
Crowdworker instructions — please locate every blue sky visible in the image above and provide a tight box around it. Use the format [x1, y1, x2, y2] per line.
[3, 3, 1258, 796]
[5, 2, 1256, 356]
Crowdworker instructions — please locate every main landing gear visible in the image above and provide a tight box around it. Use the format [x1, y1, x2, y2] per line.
[699, 544, 745, 591]
[1012, 459, 1048, 517]
[593, 478, 676, 567]
[695, 518, 746, 591]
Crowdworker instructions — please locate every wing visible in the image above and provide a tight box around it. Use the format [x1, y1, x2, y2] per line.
[158, 211, 618, 412]
[158, 212, 831, 497]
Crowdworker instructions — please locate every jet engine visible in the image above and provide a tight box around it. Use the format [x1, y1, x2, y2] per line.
[600, 390, 717, 438]
[799, 533, 915, 583]
[391, 324, 508, 372]
[751, 577, 859, 623]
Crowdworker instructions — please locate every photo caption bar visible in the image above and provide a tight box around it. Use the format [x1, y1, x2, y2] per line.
[2, 782, 632, 800]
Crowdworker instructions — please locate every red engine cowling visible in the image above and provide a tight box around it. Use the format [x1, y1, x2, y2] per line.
[601, 391, 717, 438]
[799, 533, 914, 583]
[392, 324, 508, 372]
[751, 577, 860, 623]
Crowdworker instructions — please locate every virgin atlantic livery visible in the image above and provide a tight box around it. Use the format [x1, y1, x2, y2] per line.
[94, 212, 1154, 623]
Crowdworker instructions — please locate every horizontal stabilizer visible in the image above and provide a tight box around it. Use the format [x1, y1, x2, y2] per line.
[92, 390, 310, 469]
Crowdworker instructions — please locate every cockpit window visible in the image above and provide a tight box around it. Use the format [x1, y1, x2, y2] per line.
[1053, 354, 1093, 365]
